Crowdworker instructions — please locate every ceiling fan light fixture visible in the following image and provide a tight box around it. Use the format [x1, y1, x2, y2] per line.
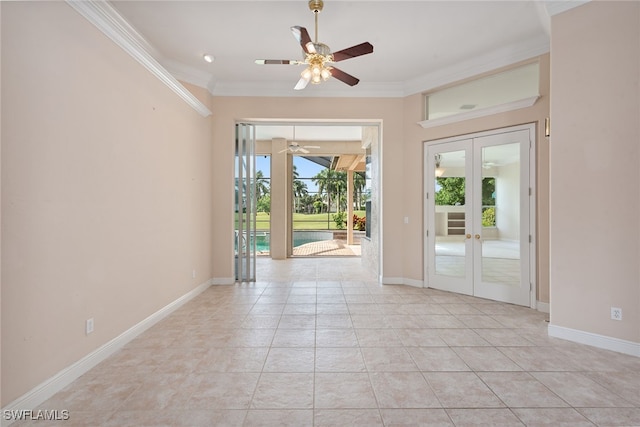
[202, 54, 214, 63]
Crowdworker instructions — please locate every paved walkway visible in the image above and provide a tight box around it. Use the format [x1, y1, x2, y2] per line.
[292, 239, 360, 257]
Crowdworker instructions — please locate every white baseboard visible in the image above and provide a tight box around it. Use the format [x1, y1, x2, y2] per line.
[548, 324, 640, 357]
[381, 276, 405, 285]
[212, 277, 235, 285]
[380, 276, 424, 288]
[1, 279, 213, 427]
[536, 301, 550, 313]
[403, 278, 424, 288]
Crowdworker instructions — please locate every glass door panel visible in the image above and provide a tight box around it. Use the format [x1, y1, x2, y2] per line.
[235, 123, 257, 282]
[478, 143, 520, 285]
[426, 140, 473, 296]
[473, 130, 530, 306]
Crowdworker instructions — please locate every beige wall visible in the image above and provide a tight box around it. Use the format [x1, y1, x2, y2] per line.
[1, 2, 214, 404]
[210, 97, 405, 282]
[550, 1, 640, 343]
[402, 55, 551, 302]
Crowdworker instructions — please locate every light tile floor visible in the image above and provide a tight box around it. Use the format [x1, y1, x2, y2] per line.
[20, 258, 640, 426]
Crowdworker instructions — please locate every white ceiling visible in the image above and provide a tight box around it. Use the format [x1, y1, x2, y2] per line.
[110, 0, 555, 98]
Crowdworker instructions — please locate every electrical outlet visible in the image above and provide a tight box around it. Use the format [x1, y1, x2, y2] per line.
[611, 307, 622, 321]
[86, 318, 94, 334]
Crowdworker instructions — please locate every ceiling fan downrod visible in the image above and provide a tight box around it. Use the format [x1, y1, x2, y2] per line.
[309, 0, 323, 43]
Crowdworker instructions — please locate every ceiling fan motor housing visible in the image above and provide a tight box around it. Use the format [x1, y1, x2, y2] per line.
[308, 0, 324, 13]
[311, 43, 332, 58]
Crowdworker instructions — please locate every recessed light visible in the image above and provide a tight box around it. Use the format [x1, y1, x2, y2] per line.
[203, 54, 214, 63]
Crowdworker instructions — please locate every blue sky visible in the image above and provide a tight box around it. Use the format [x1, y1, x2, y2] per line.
[256, 155, 326, 193]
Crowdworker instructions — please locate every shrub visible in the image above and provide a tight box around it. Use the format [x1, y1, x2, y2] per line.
[353, 214, 366, 231]
[482, 207, 496, 227]
[332, 211, 347, 229]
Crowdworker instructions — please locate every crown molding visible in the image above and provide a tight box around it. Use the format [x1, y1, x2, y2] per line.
[161, 58, 217, 92]
[544, 0, 591, 17]
[66, 0, 212, 117]
[403, 34, 549, 97]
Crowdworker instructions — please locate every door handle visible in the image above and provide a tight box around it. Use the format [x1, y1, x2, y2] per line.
[465, 234, 472, 239]
[475, 234, 481, 240]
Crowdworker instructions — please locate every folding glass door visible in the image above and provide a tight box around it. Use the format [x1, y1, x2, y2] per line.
[235, 123, 257, 282]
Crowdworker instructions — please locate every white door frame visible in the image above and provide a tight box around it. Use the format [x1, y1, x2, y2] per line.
[423, 123, 537, 308]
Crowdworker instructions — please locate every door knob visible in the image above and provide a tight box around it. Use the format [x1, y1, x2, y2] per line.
[465, 234, 471, 239]
[475, 234, 481, 240]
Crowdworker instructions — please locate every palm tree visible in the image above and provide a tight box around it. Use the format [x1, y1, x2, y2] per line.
[291, 165, 309, 213]
[312, 169, 348, 213]
[311, 169, 331, 212]
[255, 170, 270, 200]
[333, 170, 348, 212]
[353, 172, 366, 210]
[292, 179, 308, 212]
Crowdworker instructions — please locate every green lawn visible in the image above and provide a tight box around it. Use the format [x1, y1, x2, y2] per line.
[244, 211, 365, 231]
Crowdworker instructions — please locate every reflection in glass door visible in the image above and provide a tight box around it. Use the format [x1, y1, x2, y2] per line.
[427, 139, 473, 296]
[473, 131, 530, 305]
[425, 126, 534, 307]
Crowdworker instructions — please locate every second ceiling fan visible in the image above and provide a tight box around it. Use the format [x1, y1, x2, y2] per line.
[255, 0, 374, 90]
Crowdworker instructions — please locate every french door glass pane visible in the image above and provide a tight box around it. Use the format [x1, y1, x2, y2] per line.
[480, 143, 520, 286]
[434, 150, 467, 278]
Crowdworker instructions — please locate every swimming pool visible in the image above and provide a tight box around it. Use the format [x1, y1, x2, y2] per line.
[253, 231, 334, 253]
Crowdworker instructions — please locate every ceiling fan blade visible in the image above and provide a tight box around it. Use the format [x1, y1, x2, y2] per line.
[255, 59, 301, 65]
[330, 67, 360, 86]
[278, 148, 290, 154]
[298, 148, 310, 154]
[291, 26, 314, 54]
[303, 145, 320, 149]
[294, 75, 311, 90]
[332, 42, 374, 62]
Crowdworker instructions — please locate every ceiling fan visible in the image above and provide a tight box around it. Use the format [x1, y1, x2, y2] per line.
[254, 0, 374, 90]
[278, 127, 321, 154]
[278, 141, 321, 154]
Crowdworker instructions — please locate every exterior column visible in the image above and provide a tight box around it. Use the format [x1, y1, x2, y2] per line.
[270, 138, 288, 259]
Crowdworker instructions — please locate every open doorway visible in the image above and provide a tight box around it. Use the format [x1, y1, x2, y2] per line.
[244, 120, 381, 273]
[253, 124, 370, 258]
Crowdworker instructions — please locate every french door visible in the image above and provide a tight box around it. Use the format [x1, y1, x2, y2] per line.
[425, 125, 534, 306]
[235, 123, 257, 282]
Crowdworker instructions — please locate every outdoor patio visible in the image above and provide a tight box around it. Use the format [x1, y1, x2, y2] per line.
[259, 239, 362, 257]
